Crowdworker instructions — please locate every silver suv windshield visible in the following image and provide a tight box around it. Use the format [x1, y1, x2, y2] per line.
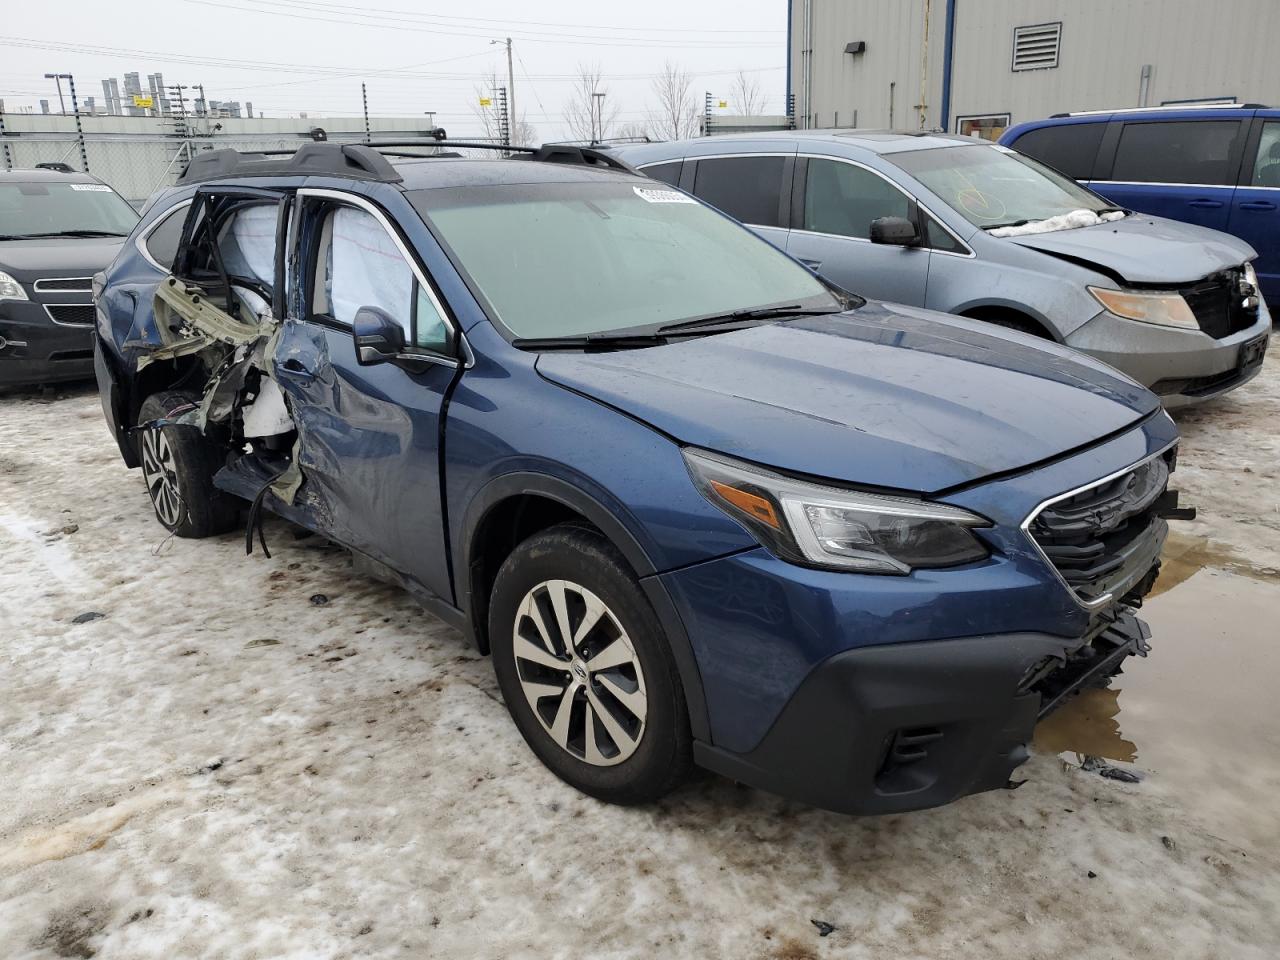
[0, 181, 139, 239]
[891, 144, 1116, 231]
[411, 180, 839, 340]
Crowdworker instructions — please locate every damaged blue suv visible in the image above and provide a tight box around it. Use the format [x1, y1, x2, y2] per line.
[94, 141, 1188, 814]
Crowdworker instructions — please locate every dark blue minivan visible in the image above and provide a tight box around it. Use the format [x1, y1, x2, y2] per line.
[94, 142, 1187, 815]
[1003, 104, 1280, 302]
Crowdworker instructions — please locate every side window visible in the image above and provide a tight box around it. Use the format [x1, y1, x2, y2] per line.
[802, 158, 911, 239]
[311, 204, 450, 354]
[1250, 121, 1280, 187]
[1110, 120, 1245, 185]
[692, 156, 785, 227]
[924, 214, 966, 254]
[1010, 123, 1105, 180]
[643, 161, 682, 187]
[144, 204, 188, 269]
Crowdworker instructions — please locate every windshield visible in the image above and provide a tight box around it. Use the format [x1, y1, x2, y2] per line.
[891, 144, 1114, 230]
[0, 180, 139, 238]
[411, 181, 838, 339]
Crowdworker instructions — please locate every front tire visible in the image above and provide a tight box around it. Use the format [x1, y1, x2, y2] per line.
[137, 390, 239, 538]
[489, 524, 692, 805]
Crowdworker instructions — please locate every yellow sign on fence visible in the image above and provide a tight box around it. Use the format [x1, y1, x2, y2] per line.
[478, 97, 491, 107]
[133, 95, 154, 109]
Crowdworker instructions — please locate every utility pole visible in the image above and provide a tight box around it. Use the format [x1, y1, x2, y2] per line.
[362, 82, 370, 143]
[44, 74, 67, 115]
[591, 91, 606, 144]
[66, 74, 88, 172]
[492, 37, 515, 145]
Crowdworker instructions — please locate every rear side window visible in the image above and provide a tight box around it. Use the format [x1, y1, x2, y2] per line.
[1010, 123, 1105, 180]
[1109, 120, 1244, 185]
[1250, 121, 1280, 187]
[144, 205, 188, 269]
[643, 161, 682, 187]
[692, 156, 785, 227]
[802, 158, 911, 239]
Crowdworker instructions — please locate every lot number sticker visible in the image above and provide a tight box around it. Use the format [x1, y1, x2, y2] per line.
[633, 186, 696, 204]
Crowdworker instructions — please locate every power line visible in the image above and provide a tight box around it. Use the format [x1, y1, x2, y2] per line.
[181, 0, 781, 48]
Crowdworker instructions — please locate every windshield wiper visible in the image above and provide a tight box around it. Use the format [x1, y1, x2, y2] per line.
[982, 218, 1034, 231]
[656, 304, 842, 335]
[512, 332, 669, 351]
[1, 230, 129, 239]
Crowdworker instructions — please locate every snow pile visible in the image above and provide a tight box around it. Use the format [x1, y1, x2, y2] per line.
[989, 208, 1126, 237]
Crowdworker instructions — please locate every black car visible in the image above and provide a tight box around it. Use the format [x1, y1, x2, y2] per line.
[0, 168, 139, 388]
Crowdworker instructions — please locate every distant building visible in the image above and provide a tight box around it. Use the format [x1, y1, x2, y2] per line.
[39, 99, 50, 115]
[84, 96, 96, 115]
[245, 101, 254, 120]
[101, 78, 121, 116]
[122, 72, 143, 117]
[790, 0, 1280, 139]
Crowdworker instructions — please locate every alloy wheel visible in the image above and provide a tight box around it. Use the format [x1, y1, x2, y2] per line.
[141, 428, 182, 527]
[511, 578, 648, 766]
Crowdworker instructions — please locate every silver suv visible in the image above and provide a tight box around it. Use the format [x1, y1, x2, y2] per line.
[615, 132, 1271, 407]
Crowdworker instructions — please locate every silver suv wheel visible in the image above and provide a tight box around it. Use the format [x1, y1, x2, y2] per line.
[512, 578, 648, 766]
[141, 428, 182, 528]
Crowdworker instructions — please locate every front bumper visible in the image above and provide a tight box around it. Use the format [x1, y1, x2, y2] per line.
[0, 299, 96, 387]
[1065, 306, 1271, 408]
[693, 612, 1151, 815]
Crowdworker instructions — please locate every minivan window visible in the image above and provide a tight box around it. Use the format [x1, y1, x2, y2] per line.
[692, 156, 785, 227]
[414, 181, 836, 339]
[802, 159, 912, 239]
[891, 144, 1113, 230]
[1250, 121, 1280, 187]
[643, 161, 682, 187]
[1109, 120, 1244, 185]
[0, 181, 138, 239]
[1009, 122, 1105, 180]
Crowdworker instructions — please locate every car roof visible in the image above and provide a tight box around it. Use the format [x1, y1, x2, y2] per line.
[0, 168, 102, 184]
[389, 157, 641, 191]
[613, 130, 981, 165]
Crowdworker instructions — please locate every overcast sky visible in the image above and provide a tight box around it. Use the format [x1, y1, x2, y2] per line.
[3, 0, 787, 140]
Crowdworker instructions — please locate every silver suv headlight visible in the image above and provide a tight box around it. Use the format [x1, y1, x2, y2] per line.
[684, 448, 991, 575]
[0, 271, 29, 302]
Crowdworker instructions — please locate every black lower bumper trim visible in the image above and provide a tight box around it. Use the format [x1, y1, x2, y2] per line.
[693, 616, 1151, 816]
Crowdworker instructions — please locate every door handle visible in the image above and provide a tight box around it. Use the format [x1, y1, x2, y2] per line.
[798, 258, 823, 270]
[1187, 199, 1224, 209]
[279, 357, 317, 379]
[1239, 200, 1277, 211]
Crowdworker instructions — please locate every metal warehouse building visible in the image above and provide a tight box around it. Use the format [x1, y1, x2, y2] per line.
[789, 0, 1280, 139]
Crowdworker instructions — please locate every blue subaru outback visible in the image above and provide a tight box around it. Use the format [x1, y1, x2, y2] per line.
[93, 141, 1188, 814]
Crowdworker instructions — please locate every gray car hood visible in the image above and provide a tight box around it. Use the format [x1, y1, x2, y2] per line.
[0, 236, 127, 281]
[1006, 213, 1254, 285]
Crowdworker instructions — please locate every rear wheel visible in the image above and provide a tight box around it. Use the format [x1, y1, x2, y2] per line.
[489, 524, 692, 804]
[137, 390, 239, 538]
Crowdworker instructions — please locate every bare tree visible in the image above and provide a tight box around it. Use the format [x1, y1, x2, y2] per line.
[615, 121, 652, 142]
[470, 72, 536, 146]
[564, 63, 618, 143]
[730, 69, 764, 116]
[649, 61, 699, 141]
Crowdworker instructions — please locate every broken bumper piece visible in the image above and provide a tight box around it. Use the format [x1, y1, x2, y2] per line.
[691, 612, 1153, 816]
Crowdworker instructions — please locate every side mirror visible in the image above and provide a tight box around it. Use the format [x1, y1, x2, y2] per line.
[869, 216, 921, 247]
[353, 306, 405, 365]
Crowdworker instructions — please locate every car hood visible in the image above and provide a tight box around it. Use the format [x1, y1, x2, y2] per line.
[0, 236, 128, 281]
[1006, 213, 1253, 284]
[537, 302, 1159, 493]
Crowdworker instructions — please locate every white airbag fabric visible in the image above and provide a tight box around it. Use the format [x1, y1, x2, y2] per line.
[328, 207, 412, 327]
[988, 208, 1126, 238]
[222, 204, 278, 286]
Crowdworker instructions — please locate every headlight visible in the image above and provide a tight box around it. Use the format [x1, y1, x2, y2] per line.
[1244, 262, 1259, 291]
[684, 448, 991, 574]
[1088, 286, 1198, 330]
[0, 271, 29, 302]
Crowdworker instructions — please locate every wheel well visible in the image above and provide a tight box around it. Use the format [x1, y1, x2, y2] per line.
[128, 356, 204, 425]
[960, 306, 1058, 341]
[466, 494, 596, 655]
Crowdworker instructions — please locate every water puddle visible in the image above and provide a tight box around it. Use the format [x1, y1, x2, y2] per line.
[1034, 531, 1280, 847]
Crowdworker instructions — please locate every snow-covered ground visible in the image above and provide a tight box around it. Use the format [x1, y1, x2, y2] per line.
[1, 336, 1278, 959]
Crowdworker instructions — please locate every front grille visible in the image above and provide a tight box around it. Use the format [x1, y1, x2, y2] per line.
[1182, 269, 1259, 339]
[33, 277, 93, 292]
[44, 304, 96, 326]
[1028, 452, 1172, 606]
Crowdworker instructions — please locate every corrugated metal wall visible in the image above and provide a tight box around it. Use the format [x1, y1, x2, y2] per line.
[792, 0, 1280, 133]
